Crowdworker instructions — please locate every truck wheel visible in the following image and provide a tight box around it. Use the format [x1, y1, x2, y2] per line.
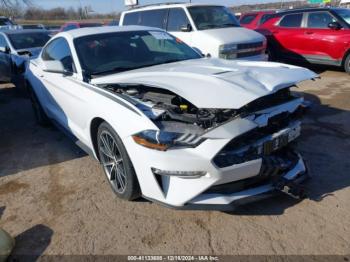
[344, 53, 350, 74]
[27, 83, 51, 126]
[97, 122, 141, 201]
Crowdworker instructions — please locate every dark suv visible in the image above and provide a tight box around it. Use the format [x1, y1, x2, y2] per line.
[258, 8, 350, 72]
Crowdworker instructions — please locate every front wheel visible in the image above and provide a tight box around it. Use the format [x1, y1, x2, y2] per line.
[97, 122, 141, 201]
[344, 53, 350, 74]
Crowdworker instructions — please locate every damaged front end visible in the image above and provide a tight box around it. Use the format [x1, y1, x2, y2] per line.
[98, 82, 310, 207]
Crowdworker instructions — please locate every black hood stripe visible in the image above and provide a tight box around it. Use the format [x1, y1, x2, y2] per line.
[67, 78, 142, 116]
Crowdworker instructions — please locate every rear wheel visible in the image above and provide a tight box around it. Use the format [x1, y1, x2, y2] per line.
[344, 53, 350, 74]
[97, 122, 141, 201]
[27, 83, 51, 126]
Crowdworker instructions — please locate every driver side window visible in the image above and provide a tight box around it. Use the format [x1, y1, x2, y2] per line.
[42, 38, 75, 72]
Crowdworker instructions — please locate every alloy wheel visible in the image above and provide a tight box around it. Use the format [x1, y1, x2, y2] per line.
[99, 130, 127, 193]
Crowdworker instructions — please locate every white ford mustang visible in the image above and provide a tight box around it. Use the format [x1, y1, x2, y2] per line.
[25, 26, 317, 210]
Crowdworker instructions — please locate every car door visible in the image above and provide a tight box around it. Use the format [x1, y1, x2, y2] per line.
[166, 8, 193, 46]
[0, 34, 12, 83]
[272, 12, 307, 58]
[303, 11, 344, 63]
[39, 37, 90, 139]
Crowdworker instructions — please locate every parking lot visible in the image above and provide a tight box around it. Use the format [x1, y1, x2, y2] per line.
[0, 66, 349, 256]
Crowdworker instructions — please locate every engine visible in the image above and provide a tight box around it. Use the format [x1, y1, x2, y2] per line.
[104, 84, 239, 131]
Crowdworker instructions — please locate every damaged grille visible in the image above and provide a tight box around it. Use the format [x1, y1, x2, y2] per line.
[213, 106, 304, 169]
[205, 149, 300, 195]
[238, 88, 295, 116]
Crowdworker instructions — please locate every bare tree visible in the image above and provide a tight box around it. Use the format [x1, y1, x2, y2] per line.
[0, 0, 31, 8]
[0, 0, 31, 17]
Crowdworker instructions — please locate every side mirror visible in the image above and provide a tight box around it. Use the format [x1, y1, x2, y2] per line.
[42, 60, 72, 75]
[328, 22, 342, 30]
[0, 46, 10, 54]
[180, 24, 192, 32]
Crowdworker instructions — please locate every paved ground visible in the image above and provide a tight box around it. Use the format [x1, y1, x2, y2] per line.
[0, 68, 350, 256]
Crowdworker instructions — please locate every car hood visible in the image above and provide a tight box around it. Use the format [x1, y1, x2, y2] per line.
[196, 26, 265, 44]
[91, 58, 318, 109]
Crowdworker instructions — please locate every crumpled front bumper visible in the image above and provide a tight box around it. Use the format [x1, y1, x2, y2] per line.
[125, 97, 309, 209]
[181, 153, 309, 211]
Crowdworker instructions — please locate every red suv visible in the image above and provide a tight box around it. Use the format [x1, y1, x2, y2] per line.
[257, 8, 350, 73]
[240, 10, 277, 30]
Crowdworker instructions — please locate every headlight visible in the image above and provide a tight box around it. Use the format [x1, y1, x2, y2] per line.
[219, 43, 238, 59]
[219, 43, 238, 53]
[132, 130, 205, 151]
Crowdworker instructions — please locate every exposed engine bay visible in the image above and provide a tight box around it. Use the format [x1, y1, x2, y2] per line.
[102, 84, 299, 134]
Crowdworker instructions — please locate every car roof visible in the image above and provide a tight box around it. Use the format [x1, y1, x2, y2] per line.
[123, 3, 224, 12]
[59, 25, 162, 39]
[0, 29, 49, 35]
[241, 10, 277, 15]
[277, 7, 344, 15]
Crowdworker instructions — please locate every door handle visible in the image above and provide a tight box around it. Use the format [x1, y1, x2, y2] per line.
[39, 74, 44, 78]
[305, 31, 314, 35]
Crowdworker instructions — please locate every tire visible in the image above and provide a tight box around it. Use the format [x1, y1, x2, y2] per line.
[27, 83, 51, 126]
[344, 53, 350, 74]
[97, 122, 141, 201]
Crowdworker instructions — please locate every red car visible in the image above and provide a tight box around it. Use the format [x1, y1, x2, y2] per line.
[256, 7, 350, 73]
[240, 10, 277, 30]
[59, 22, 102, 32]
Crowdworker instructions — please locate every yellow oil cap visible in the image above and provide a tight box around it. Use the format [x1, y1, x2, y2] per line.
[180, 105, 188, 111]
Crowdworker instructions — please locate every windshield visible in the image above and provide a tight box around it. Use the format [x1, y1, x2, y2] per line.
[188, 6, 240, 30]
[335, 9, 350, 25]
[74, 30, 201, 77]
[8, 32, 50, 50]
[0, 17, 14, 26]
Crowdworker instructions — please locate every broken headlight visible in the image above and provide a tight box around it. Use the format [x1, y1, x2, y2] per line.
[132, 130, 206, 151]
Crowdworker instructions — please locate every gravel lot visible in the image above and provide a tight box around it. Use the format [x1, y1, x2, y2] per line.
[0, 68, 349, 257]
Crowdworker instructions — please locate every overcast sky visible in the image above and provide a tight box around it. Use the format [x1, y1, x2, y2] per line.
[30, 0, 292, 13]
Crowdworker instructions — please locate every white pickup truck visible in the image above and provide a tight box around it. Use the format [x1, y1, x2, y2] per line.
[120, 3, 268, 61]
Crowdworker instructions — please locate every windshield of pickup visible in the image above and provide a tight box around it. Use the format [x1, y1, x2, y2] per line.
[74, 30, 202, 77]
[8, 32, 50, 50]
[188, 6, 240, 30]
[335, 9, 350, 25]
